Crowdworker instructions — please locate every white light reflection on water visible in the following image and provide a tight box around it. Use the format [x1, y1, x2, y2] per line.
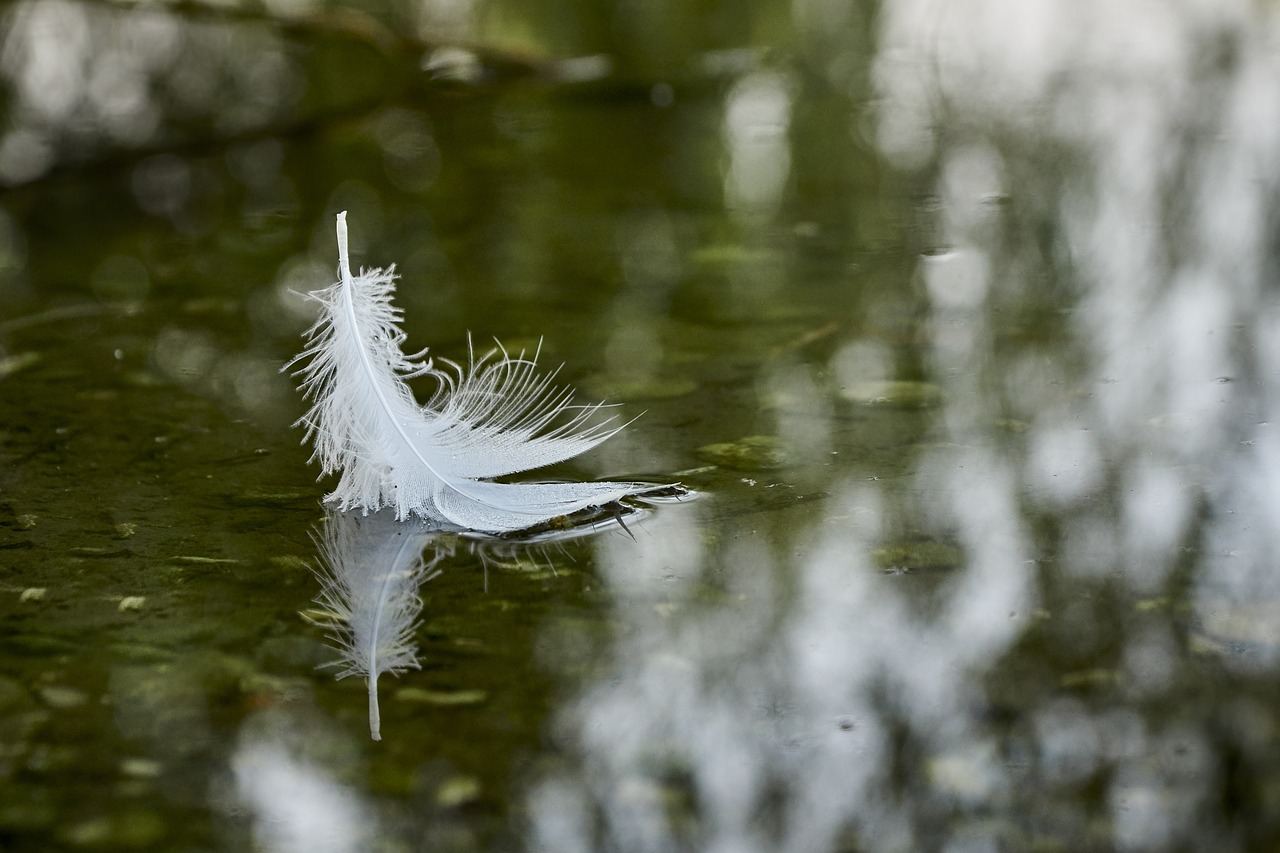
[527, 2, 1280, 850]
[723, 71, 793, 217]
[530, 483, 1034, 851]
[0, 0, 299, 184]
[231, 713, 375, 853]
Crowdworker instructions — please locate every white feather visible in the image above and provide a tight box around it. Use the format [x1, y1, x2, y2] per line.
[311, 510, 447, 741]
[289, 211, 663, 533]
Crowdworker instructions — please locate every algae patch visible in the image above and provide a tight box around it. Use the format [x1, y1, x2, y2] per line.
[696, 435, 792, 471]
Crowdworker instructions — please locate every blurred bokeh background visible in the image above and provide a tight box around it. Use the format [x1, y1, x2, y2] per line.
[3, 0, 1280, 850]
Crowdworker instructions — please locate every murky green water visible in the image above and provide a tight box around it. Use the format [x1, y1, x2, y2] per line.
[3, 1, 1280, 850]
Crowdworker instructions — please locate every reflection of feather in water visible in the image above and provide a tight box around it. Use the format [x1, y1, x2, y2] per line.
[308, 494, 691, 741]
[288, 211, 671, 533]
[311, 510, 449, 741]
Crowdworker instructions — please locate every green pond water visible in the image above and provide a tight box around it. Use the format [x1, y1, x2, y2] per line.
[3, 1, 1280, 851]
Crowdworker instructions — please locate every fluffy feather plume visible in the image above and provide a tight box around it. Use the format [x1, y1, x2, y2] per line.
[289, 211, 663, 533]
[311, 511, 447, 741]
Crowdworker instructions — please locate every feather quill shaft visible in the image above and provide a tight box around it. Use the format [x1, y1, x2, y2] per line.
[289, 211, 662, 533]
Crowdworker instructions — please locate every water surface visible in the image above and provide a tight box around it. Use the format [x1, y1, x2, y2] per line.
[2, 1, 1280, 850]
